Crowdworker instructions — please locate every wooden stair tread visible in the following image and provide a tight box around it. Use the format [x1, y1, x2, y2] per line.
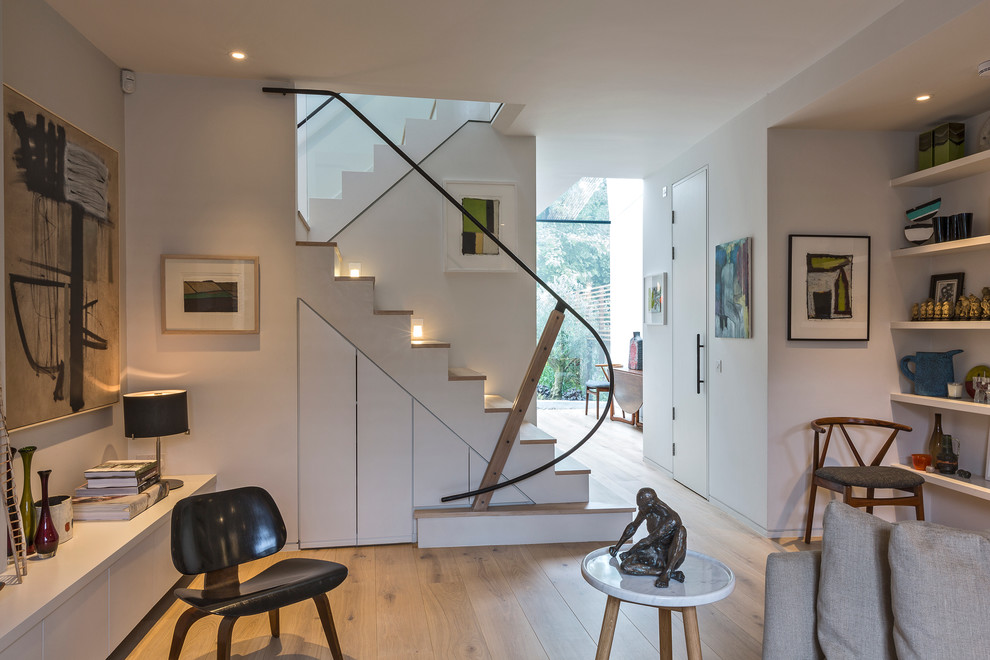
[334, 275, 375, 282]
[484, 395, 513, 412]
[519, 422, 556, 445]
[448, 367, 486, 381]
[375, 309, 414, 315]
[411, 340, 451, 348]
[554, 455, 591, 475]
[413, 500, 634, 518]
[296, 241, 338, 247]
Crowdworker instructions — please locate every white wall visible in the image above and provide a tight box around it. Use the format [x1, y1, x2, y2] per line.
[2, 0, 128, 499]
[123, 74, 300, 539]
[607, 179, 644, 365]
[644, 101, 770, 530]
[330, 122, 537, 401]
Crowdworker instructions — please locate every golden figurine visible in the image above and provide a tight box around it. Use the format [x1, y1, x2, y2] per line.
[911, 302, 920, 321]
[969, 294, 981, 320]
[942, 300, 952, 320]
[926, 299, 936, 320]
[956, 296, 968, 321]
[983, 298, 990, 320]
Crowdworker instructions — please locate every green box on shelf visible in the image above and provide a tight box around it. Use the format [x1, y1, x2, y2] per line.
[932, 122, 965, 166]
[918, 130, 933, 170]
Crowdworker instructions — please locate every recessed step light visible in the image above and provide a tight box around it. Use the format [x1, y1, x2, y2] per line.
[230, 51, 246, 61]
[916, 94, 931, 102]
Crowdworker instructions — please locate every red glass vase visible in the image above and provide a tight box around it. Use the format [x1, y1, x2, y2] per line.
[33, 469, 59, 559]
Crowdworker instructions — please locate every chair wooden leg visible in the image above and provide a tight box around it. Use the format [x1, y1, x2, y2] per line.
[169, 607, 209, 660]
[865, 487, 875, 514]
[313, 593, 344, 660]
[915, 486, 925, 521]
[803, 483, 818, 544]
[596, 391, 601, 417]
[269, 608, 280, 638]
[585, 391, 590, 415]
[216, 616, 238, 660]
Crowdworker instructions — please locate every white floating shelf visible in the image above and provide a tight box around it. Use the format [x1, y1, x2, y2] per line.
[890, 150, 990, 187]
[894, 464, 990, 501]
[890, 321, 990, 330]
[890, 392, 990, 416]
[891, 234, 990, 259]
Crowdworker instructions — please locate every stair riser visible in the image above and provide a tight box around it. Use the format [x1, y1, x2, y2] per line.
[415, 510, 633, 548]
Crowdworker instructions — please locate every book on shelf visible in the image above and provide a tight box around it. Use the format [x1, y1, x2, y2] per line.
[75, 474, 161, 497]
[85, 467, 160, 489]
[84, 459, 158, 479]
[72, 481, 170, 521]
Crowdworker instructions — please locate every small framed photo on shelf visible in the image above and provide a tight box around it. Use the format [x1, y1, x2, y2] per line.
[929, 272, 965, 303]
[161, 255, 260, 334]
[644, 273, 667, 325]
[787, 234, 871, 341]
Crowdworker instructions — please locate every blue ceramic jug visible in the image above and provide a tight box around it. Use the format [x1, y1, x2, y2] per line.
[899, 349, 963, 397]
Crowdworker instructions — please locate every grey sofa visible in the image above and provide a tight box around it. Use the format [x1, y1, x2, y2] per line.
[762, 501, 990, 660]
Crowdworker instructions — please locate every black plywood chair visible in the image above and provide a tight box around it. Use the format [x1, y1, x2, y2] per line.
[168, 486, 348, 660]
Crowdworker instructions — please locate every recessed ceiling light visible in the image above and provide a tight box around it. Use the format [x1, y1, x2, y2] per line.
[230, 51, 246, 61]
[915, 94, 931, 102]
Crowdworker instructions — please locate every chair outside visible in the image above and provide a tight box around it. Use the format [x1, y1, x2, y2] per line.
[803, 417, 924, 544]
[169, 486, 348, 660]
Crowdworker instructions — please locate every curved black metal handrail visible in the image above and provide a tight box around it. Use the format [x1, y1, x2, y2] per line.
[264, 87, 615, 502]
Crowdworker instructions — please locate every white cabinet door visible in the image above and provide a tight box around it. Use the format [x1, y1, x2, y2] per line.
[44, 573, 108, 660]
[0, 622, 41, 660]
[108, 532, 158, 649]
[413, 402, 469, 507]
[357, 355, 413, 544]
[298, 304, 358, 547]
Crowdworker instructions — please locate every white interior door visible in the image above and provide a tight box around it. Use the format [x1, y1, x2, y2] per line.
[671, 168, 709, 498]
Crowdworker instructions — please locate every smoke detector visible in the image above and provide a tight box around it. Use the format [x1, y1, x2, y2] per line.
[979, 60, 990, 77]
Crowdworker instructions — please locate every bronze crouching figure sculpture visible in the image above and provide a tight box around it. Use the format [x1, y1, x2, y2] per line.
[608, 487, 687, 588]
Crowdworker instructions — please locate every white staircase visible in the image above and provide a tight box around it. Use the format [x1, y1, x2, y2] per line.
[302, 99, 493, 242]
[296, 242, 633, 547]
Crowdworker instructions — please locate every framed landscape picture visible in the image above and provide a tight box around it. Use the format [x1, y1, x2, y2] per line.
[644, 273, 667, 325]
[787, 235, 870, 341]
[161, 255, 259, 334]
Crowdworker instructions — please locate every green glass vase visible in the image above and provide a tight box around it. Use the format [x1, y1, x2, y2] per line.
[18, 446, 37, 552]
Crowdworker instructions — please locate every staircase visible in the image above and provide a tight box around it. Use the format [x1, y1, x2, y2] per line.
[300, 98, 494, 242]
[296, 241, 633, 547]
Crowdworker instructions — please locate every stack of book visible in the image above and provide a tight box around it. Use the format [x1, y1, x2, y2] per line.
[75, 459, 160, 496]
[72, 460, 168, 521]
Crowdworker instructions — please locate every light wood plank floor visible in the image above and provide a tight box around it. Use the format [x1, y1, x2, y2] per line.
[121, 409, 786, 659]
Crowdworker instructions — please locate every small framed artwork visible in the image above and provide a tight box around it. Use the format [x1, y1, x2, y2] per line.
[161, 255, 260, 334]
[788, 235, 871, 341]
[645, 273, 667, 325]
[443, 180, 517, 272]
[715, 237, 752, 338]
[929, 272, 965, 303]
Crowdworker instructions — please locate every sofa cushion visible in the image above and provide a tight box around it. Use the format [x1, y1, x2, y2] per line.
[763, 551, 822, 660]
[889, 521, 990, 660]
[816, 501, 896, 660]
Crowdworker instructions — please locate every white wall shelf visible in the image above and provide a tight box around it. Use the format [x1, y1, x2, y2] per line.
[890, 392, 990, 416]
[890, 149, 990, 188]
[890, 321, 990, 330]
[894, 464, 990, 501]
[891, 234, 990, 259]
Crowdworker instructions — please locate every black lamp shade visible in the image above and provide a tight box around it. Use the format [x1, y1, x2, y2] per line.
[123, 390, 189, 438]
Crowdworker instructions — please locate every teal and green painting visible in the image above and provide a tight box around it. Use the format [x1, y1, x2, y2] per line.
[805, 253, 852, 319]
[183, 280, 238, 313]
[461, 197, 499, 255]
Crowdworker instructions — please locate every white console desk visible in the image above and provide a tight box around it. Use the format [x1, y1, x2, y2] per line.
[0, 474, 216, 660]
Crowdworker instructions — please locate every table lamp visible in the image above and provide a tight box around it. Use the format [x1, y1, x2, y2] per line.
[122, 390, 189, 489]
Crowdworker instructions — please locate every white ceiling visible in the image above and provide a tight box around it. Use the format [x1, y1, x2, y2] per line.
[46, 0, 941, 202]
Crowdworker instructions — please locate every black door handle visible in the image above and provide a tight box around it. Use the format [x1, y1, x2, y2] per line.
[696, 333, 704, 394]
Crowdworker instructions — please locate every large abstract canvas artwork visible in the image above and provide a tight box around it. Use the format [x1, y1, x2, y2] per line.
[787, 234, 870, 341]
[714, 237, 752, 338]
[3, 86, 119, 428]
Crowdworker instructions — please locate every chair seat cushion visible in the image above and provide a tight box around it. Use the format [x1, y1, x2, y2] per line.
[176, 557, 348, 618]
[586, 381, 610, 390]
[815, 466, 924, 489]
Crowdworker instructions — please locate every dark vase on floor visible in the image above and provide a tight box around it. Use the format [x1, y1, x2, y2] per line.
[18, 445, 37, 554]
[628, 332, 643, 371]
[33, 469, 59, 559]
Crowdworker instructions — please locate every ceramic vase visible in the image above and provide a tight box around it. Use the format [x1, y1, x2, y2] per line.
[629, 332, 643, 371]
[928, 414, 943, 467]
[18, 445, 37, 553]
[33, 470, 59, 559]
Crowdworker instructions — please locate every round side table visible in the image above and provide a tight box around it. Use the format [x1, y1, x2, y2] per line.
[582, 547, 735, 660]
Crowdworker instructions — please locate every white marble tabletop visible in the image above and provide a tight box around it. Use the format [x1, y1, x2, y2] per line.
[582, 546, 735, 607]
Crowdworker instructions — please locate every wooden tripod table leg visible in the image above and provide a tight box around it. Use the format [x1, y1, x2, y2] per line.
[681, 606, 703, 660]
[595, 595, 622, 660]
[658, 608, 673, 660]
